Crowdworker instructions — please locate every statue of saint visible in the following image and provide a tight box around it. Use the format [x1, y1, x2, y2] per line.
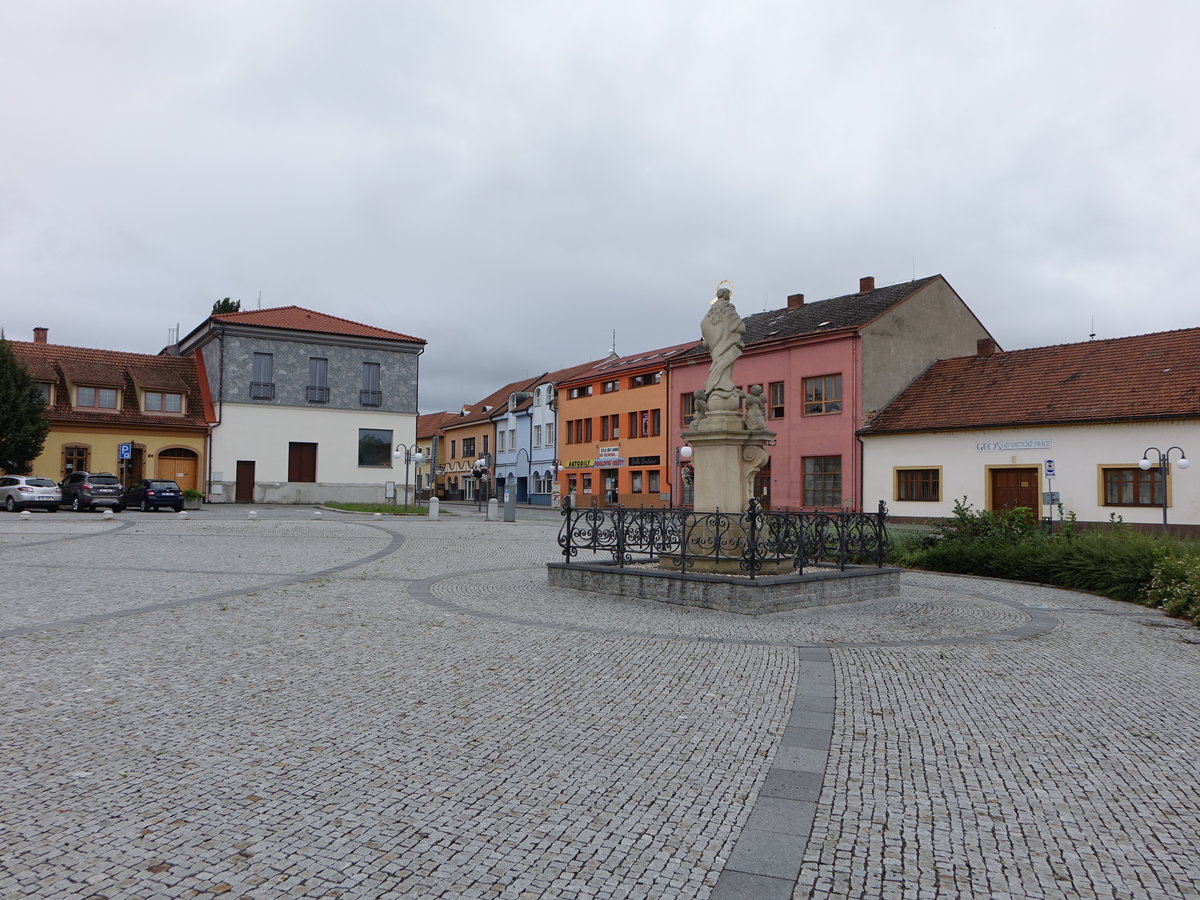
[700, 285, 745, 397]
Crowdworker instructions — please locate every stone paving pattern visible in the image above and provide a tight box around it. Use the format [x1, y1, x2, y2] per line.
[1, 505, 1197, 899]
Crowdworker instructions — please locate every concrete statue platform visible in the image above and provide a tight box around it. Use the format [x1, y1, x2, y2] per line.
[547, 560, 901, 615]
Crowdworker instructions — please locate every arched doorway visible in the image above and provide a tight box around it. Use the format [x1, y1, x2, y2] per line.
[156, 447, 199, 491]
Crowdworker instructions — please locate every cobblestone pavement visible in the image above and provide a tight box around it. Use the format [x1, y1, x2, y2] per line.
[1, 505, 1197, 899]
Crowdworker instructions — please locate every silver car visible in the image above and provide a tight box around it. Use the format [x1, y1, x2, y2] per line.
[0, 475, 62, 512]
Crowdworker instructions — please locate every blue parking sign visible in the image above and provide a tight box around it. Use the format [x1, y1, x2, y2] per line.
[119, 443, 132, 460]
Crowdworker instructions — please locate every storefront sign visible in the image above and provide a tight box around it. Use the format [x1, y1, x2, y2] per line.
[596, 446, 625, 467]
[629, 455, 661, 467]
[565, 459, 592, 469]
[976, 439, 1052, 452]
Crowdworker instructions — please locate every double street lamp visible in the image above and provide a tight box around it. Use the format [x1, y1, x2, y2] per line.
[392, 443, 425, 509]
[472, 457, 489, 511]
[1139, 445, 1190, 533]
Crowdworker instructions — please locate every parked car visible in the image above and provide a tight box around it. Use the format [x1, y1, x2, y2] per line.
[59, 472, 123, 512]
[122, 478, 184, 512]
[0, 475, 61, 512]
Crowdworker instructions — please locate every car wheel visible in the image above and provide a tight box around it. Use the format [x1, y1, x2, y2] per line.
[113, 504, 122, 513]
[141, 499, 150, 512]
[4, 496, 15, 512]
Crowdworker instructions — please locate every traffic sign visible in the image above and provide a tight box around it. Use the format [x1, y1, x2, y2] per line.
[118, 443, 132, 460]
[1044, 459, 1055, 478]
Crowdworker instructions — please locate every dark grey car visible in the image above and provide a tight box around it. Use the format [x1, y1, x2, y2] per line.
[60, 472, 123, 512]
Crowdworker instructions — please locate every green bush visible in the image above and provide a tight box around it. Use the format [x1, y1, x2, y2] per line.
[889, 498, 1200, 624]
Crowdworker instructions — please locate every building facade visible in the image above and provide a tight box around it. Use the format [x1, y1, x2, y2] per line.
[175, 306, 425, 504]
[860, 329, 1200, 534]
[9, 328, 211, 490]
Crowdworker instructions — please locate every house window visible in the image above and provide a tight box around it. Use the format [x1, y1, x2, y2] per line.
[307, 358, 330, 403]
[803, 456, 842, 507]
[602, 380, 619, 393]
[651, 409, 661, 436]
[64, 445, 89, 476]
[601, 417, 610, 440]
[483, 434, 488, 454]
[360, 362, 382, 407]
[682, 392, 695, 426]
[1103, 466, 1164, 507]
[803, 374, 842, 415]
[358, 429, 393, 467]
[251, 353, 274, 399]
[534, 389, 543, 406]
[896, 468, 941, 501]
[648, 470, 660, 493]
[145, 391, 183, 413]
[497, 430, 506, 452]
[769, 382, 785, 419]
[568, 385, 592, 399]
[533, 471, 553, 494]
[37, 383, 52, 404]
[450, 439, 457, 459]
[77, 386, 118, 409]
[462, 437, 476, 459]
[508, 429, 515, 449]
[533, 425, 542, 448]
[629, 372, 661, 388]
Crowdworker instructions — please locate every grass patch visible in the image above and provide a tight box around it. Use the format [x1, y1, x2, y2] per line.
[324, 502, 428, 516]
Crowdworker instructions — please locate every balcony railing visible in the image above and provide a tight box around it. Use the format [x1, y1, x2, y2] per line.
[249, 382, 275, 400]
[557, 498, 890, 576]
[306, 385, 331, 403]
[360, 389, 382, 407]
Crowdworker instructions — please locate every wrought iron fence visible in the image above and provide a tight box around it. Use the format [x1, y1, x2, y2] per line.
[557, 498, 890, 576]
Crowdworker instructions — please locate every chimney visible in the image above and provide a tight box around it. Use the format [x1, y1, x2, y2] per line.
[33, 327, 48, 344]
[787, 293, 804, 309]
[976, 337, 997, 358]
[858, 276, 875, 294]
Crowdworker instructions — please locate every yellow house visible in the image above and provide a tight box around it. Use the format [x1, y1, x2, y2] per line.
[9, 329, 213, 491]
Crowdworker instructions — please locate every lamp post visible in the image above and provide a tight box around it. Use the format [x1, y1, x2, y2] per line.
[675, 444, 693, 509]
[473, 457, 488, 511]
[392, 443, 425, 509]
[1139, 445, 1190, 533]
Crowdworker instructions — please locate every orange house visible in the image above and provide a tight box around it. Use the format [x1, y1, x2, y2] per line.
[556, 342, 699, 508]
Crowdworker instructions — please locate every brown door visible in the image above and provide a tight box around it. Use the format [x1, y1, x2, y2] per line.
[235, 460, 256, 503]
[288, 442, 317, 482]
[753, 461, 772, 510]
[990, 467, 1039, 513]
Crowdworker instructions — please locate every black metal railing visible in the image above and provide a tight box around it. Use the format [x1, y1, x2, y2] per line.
[557, 498, 890, 576]
[249, 381, 275, 400]
[306, 385, 330, 403]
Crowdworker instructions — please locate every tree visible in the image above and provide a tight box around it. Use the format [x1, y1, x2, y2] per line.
[0, 339, 51, 474]
[212, 297, 241, 315]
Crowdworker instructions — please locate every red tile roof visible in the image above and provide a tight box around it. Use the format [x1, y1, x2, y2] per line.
[10, 341, 210, 430]
[212, 305, 425, 344]
[561, 341, 702, 383]
[862, 328, 1200, 434]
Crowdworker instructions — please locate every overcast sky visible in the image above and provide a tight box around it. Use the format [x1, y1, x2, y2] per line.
[3, 2, 1197, 413]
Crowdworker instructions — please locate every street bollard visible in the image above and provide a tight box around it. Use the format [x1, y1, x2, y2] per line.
[428, 497, 439, 519]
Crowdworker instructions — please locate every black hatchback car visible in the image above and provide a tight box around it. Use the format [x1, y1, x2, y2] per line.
[122, 479, 184, 512]
[60, 472, 123, 511]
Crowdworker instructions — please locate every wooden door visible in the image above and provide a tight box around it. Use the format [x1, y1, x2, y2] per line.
[990, 467, 1039, 513]
[753, 461, 772, 510]
[288, 442, 317, 483]
[156, 455, 197, 491]
[236, 460, 256, 503]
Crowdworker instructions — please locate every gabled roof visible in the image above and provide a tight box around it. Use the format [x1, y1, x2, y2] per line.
[210, 305, 425, 344]
[861, 328, 1200, 434]
[10, 341, 211, 429]
[417, 411, 461, 440]
[745, 276, 940, 344]
[446, 375, 543, 428]
[561, 341, 701, 384]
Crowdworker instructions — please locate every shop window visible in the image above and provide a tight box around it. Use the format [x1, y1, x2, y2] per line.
[358, 429, 393, 467]
[648, 470, 660, 493]
[631, 471, 643, 493]
[803, 456, 841, 507]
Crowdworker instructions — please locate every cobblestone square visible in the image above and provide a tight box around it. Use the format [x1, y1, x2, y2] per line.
[1, 505, 1197, 899]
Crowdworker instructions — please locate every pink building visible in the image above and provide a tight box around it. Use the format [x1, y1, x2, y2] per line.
[668, 275, 993, 510]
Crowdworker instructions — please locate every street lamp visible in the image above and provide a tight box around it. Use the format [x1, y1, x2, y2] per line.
[1139, 446, 1190, 533]
[472, 457, 488, 511]
[676, 444, 693, 509]
[392, 443, 425, 509]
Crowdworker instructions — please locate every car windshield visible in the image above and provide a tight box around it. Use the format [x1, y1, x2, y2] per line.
[148, 481, 180, 490]
[90, 476, 120, 485]
[27, 478, 56, 487]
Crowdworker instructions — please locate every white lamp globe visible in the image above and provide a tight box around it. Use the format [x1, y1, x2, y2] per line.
[1178, 457, 1191, 470]
[1139, 458, 1152, 471]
